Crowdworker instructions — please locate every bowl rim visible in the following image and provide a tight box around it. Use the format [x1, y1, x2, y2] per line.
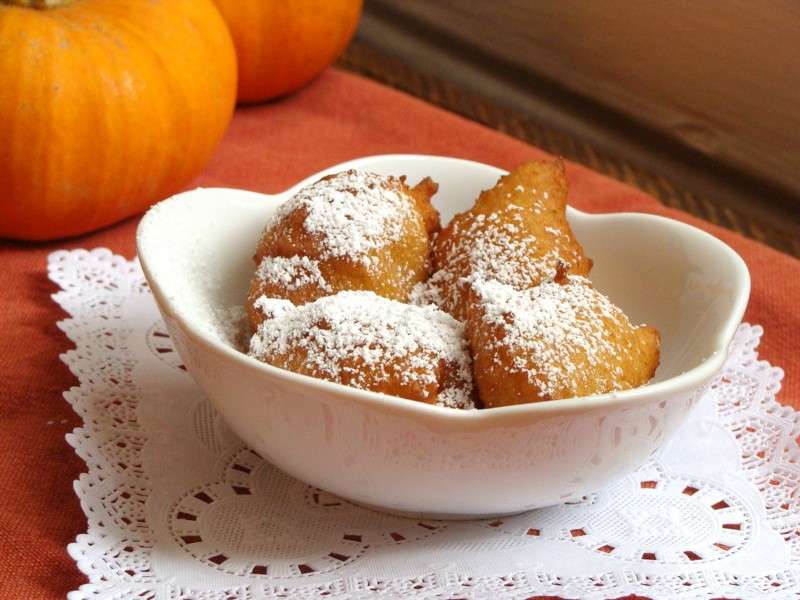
[137, 153, 751, 422]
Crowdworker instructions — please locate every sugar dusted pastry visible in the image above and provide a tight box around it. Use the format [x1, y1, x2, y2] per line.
[414, 159, 591, 321]
[247, 170, 440, 329]
[466, 276, 659, 407]
[249, 291, 475, 409]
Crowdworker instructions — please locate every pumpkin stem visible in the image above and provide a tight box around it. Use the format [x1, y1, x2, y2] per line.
[2, 0, 75, 7]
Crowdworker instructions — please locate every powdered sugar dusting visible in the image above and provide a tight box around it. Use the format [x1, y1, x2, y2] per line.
[458, 206, 562, 286]
[265, 170, 414, 269]
[429, 203, 577, 317]
[409, 277, 444, 308]
[255, 255, 332, 292]
[213, 305, 249, 351]
[473, 277, 643, 398]
[249, 291, 474, 409]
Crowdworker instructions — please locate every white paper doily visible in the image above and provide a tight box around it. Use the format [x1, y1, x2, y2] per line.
[50, 248, 799, 600]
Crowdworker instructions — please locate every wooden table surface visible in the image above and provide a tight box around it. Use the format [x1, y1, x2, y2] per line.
[339, 41, 800, 258]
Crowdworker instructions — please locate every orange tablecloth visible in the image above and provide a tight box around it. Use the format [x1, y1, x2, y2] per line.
[1, 69, 798, 598]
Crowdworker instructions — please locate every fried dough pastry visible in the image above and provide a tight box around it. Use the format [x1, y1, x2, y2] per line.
[414, 160, 591, 321]
[466, 276, 660, 407]
[248, 291, 475, 409]
[247, 170, 440, 329]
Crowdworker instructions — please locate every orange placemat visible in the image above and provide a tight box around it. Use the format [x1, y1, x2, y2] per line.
[0, 69, 798, 598]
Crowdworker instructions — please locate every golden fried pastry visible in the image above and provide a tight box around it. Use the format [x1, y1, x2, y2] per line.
[247, 170, 440, 329]
[414, 159, 591, 321]
[466, 276, 659, 407]
[248, 291, 475, 409]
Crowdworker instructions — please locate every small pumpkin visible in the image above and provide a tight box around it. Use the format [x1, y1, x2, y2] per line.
[212, 0, 362, 103]
[0, 0, 237, 241]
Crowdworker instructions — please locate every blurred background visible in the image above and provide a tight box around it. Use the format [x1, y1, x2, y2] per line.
[341, 0, 800, 255]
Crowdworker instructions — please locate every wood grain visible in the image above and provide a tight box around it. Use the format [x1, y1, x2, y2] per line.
[339, 42, 800, 257]
[354, 1, 800, 254]
[363, 0, 800, 197]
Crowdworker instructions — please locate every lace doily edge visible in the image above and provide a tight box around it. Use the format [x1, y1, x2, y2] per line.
[48, 249, 800, 600]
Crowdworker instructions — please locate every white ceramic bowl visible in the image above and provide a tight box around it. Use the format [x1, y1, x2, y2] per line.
[137, 154, 749, 518]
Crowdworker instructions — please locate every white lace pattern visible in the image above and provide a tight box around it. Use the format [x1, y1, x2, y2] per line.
[50, 248, 797, 599]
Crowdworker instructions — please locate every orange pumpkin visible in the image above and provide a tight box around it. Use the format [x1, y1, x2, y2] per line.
[212, 0, 362, 103]
[0, 0, 237, 241]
